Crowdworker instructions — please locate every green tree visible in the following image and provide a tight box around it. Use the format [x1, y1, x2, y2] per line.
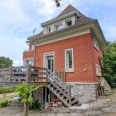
[16, 82, 47, 116]
[101, 41, 116, 88]
[0, 56, 13, 68]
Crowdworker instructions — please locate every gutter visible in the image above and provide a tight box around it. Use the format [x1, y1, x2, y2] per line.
[31, 20, 96, 42]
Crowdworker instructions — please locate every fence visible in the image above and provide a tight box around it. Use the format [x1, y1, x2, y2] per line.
[0, 65, 47, 83]
[55, 69, 65, 81]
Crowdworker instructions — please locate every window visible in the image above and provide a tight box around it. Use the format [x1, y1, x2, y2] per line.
[67, 21, 72, 26]
[100, 59, 104, 68]
[47, 28, 51, 33]
[94, 39, 99, 51]
[96, 64, 101, 76]
[56, 24, 62, 30]
[65, 49, 74, 72]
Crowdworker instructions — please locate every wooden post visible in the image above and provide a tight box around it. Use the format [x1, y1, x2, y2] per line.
[10, 66, 12, 82]
[64, 70, 65, 81]
[58, 69, 60, 78]
[69, 85, 71, 105]
[23, 64, 31, 116]
[26, 64, 31, 87]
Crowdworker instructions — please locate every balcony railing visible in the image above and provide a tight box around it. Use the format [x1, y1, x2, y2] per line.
[0, 65, 48, 83]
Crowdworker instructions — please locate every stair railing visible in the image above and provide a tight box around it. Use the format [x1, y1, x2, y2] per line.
[47, 69, 71, 104]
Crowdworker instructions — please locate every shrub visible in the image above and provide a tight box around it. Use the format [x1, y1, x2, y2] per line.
[0, 86, 15, 94]
[29, 100, 41, 110]
[0, 100, 9, 107]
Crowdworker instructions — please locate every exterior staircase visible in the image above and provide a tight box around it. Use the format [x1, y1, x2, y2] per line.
[47, 69, 78, 106]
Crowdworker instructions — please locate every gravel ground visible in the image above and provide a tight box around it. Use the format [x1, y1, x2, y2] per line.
[0, 92, 116, 116]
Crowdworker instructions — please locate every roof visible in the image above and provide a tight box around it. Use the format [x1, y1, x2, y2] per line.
[28, 4, 94, 40]
[57, 4, 76, 17]
[28, 5, 106, 47]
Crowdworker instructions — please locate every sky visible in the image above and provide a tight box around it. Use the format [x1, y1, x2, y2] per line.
[0, 0, 116, 66]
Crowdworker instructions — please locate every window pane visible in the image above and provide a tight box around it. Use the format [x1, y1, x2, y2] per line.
[56, 24, 62, 30]
[67, 21, 72, 26]
[68, 51, 72, 68]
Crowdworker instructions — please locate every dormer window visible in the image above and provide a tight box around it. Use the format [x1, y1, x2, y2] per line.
[67, 21, 72, 26]
[47, 27, 51, 33]
[56, 24, 62, 30]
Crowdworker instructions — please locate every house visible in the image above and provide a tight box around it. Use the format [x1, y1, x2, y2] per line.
[23, 5, 107, 109]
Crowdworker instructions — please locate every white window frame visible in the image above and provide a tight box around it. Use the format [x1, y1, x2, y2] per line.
[65, 18, 72, 27]
[66, 20, 72, 26]
[47, 27, 51, 33]
[55, 24, 62, 30]
[95, 64, 101, 76]
[43, 52, 55, 71]
[94, 39, 99, 51]
[65, 48, 74, 72]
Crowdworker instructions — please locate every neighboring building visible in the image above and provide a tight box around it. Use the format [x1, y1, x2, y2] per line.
[23, 5, 107, 109]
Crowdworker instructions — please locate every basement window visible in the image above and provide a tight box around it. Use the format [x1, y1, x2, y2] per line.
[65, 49, 74, 72]
[96, 64, 101, 76]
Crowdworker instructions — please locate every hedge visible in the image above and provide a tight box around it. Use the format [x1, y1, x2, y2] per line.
[0, 86, 15, 94]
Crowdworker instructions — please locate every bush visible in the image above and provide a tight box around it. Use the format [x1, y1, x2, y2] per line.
[0, 100, 9, 107]
[0, 86, 15, 94]
[29, 100, 41, 110]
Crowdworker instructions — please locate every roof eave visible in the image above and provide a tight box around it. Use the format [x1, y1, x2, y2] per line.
[41, 10, 79, 27]
[30, 20, 107, 50]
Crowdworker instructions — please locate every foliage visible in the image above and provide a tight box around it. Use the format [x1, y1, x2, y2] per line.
[29, 100, 41, 110]
[16, 82, 48, 103]
[0, 86, 15, 94]
[0, 56, 13, 68]
[101, 41, 116, 88]
[0, 100, 9, 107]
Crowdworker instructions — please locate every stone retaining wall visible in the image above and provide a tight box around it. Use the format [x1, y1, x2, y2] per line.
[70, 83, 97, 103]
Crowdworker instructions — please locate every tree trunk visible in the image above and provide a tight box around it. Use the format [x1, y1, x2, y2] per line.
[23, 102, 29, 116]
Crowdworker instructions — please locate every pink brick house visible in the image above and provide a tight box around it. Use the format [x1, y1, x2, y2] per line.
[23, 5, 107, 108]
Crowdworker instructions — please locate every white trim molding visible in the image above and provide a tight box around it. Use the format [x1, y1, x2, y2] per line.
[23, 57, 34, 60]
[36, 29, 91, 46]
[65, 48, 74, 72]
[43, 52, 55, 71]
[95, 64, 101, 76]
[66, 82, 99, 85]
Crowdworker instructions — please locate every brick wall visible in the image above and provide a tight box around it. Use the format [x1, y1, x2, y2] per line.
[91, 35, 103, 82]
[33, 33, 103, 82]
[23, 50, 34, 59]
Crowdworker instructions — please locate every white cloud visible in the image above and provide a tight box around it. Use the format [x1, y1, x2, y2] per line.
[0, 0, 116, 67]
[13, 60, 23, 66]
[104, 26, 116, 41]
[37, 0, 55, 16]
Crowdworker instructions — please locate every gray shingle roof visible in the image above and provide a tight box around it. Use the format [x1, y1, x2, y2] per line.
[28, 5, 95, 41]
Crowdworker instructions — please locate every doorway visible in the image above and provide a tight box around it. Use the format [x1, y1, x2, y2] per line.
[44, 53, 55, 109]
[44, 53, 54, 72]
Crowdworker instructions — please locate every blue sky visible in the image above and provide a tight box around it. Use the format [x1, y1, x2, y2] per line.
[0, 0, 116, 66]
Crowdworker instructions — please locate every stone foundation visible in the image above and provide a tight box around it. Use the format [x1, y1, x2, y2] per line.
[33, 88, 43, 105]
[69, 83, 97, 103]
